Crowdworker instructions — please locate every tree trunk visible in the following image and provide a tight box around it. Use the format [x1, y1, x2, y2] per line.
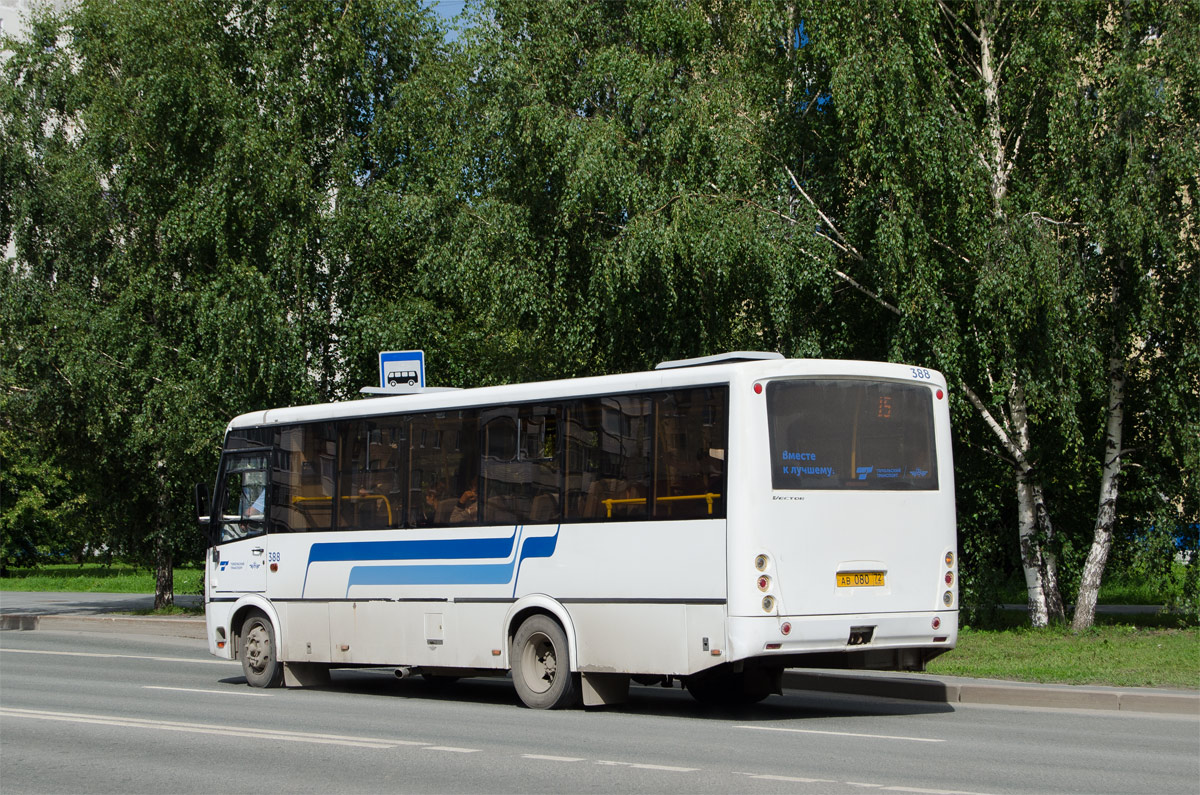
[153, 534, 174, 610]
[153, 459, 174, 610]
[1011, 388, 1066, 626]
[1072, 350, 1126, 631]
[1030, 480, 1066, 623]
[1016, 475, 1051, 625]
[962, 379, 1065, 626]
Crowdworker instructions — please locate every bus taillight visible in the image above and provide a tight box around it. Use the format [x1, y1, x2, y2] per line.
[757, 575, 771, 591]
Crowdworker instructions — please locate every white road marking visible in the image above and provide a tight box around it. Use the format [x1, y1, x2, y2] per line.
[0, 708, 427, 749]
[597, 760, 699, 772]
[423, 746, 480, 753]
[523, 754, 585, 762]
[735, 772, 837, 784]
[735, 724, 944, 743]
[0, 648, 235, 666]
[736, 772, 997, 794]
[143, 686, 269, 697]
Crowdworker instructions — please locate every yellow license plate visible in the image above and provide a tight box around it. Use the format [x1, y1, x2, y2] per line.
[837, 572, 885, 587]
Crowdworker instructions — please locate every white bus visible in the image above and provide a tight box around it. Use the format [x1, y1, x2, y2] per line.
[197, 352, 957, 708]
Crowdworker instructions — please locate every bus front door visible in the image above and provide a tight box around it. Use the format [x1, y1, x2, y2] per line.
[210, 452, 270, 595]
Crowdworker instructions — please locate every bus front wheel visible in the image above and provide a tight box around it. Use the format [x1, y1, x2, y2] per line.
[511, 615, 579, 709]
[240, 614, 283, 688]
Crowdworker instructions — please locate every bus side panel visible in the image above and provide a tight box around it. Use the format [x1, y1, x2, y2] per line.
[513, 520, 726, 602]
[567, 603, 723, 676]
[282, 599, 511, 669]
[280, 601, 330, 663]
[330, 602, 410, 665]
[686, 603, 730, 673]
[453, 603, 511, 668]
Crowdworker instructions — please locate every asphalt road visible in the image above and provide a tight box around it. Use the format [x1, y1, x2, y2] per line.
[1, 630, 1197, 794]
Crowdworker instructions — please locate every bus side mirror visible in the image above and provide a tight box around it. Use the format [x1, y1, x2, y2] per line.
[194, 482, 211, 525]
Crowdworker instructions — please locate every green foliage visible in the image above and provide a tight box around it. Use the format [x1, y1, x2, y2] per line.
[2, 0, 1195, 620]
[1, 0, 446, 598]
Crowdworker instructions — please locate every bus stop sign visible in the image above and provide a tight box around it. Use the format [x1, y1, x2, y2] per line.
[379, 350, 425, 391]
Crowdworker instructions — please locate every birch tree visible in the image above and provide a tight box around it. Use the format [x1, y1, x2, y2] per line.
[715, 0, 1082, 624]
[753, 0, 1197, 626]
[1, 0, 444, 604]
[1046, 1, 1200, 629]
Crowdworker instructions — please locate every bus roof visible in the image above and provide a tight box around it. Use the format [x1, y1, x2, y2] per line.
[226, 356, 945, 430]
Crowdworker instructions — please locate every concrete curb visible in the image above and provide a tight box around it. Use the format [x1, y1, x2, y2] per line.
[782, 670, 1200, 715]
[1, 613, 207, 640]
[5, 612, 1195, 715]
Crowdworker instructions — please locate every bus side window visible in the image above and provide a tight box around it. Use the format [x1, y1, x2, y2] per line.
[565, 396, 651, 521]
[272, 423, 336, 532]
[481, 405, 562, 525]
[653, 387, 727, 519]
[338, 420, 406, 530]
[410, 409, 479, 527]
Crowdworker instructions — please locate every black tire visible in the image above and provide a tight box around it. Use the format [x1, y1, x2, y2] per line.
[511, 615, 579, 709]
[407, 379, 416, 387]
[240, 614, 283, 688]
[685, 668, 770, 707]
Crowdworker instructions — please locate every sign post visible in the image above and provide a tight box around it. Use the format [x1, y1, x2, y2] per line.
[378, 350, 425, 391]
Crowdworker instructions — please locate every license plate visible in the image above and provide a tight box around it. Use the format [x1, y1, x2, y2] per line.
[837, 572, 885, 587]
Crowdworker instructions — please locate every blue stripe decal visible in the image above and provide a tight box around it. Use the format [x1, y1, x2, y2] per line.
[343, 526, 560, 596]
[302, 530, 518, 596]
[511, 528, 559, 598]
[348, 563, 518, 588]
[309, 532, 517, 563]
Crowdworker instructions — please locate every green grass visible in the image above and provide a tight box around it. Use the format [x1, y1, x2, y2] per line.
[0, 563, 203, 595]
[127, 604, 204, 616]
[927, 624, 1200, 689]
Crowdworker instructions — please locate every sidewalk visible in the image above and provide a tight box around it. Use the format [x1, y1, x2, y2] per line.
[0, 590, 207, 639]
[2, 591, 1196, 715]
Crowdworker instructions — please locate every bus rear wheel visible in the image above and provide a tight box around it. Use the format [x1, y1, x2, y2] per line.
[240, 614, 283, 688]
[511, 615, 579, 709]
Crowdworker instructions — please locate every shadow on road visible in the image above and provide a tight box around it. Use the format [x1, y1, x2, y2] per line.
[218, 668, 954, 721]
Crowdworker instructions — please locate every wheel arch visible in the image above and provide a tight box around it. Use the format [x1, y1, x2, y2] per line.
[228, 595, 282, 661]
[503, 595, 578, 671]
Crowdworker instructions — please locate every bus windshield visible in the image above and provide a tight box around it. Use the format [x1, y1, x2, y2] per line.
[767, 379, 938, 490]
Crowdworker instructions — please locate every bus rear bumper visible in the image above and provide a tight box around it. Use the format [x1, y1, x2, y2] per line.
[727, 610, 958, 670]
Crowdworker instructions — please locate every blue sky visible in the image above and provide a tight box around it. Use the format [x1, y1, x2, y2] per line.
[426, 0, 468, 38]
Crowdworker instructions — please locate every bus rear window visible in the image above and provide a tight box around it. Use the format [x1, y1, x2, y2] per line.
[766, 380, 938, 491]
